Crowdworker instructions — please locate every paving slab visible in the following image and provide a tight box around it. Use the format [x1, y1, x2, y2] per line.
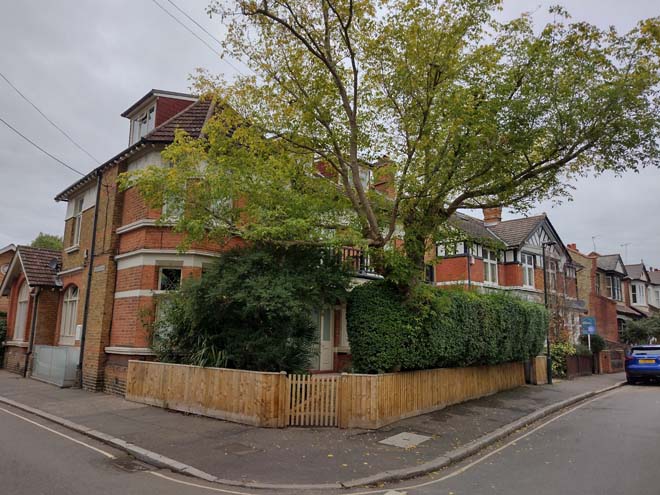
[0, 369, 625, 486]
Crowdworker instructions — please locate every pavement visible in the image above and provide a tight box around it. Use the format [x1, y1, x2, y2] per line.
[0, 370, 625, 488]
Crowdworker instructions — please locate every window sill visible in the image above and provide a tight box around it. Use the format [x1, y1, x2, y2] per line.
[64, 245, 80, 254]
[4, 340, 28, 348]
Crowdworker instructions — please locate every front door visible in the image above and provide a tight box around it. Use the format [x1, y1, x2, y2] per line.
[319, 308, 334, 371]
[310, 308, 334, 371]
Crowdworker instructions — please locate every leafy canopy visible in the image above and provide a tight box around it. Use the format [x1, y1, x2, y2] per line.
[621, 316, 660, 345]
[122, 0, 660, 282]
[30, 232, 63, 251]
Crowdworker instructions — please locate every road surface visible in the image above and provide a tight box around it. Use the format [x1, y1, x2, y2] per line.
[0, 384, 658, 495]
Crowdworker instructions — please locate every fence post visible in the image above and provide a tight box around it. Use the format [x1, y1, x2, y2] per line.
[277, 371, 288, 428]
[337, 373, 349, 429]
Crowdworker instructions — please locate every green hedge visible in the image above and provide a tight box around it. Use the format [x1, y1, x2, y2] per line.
[347, 281, 548, 373]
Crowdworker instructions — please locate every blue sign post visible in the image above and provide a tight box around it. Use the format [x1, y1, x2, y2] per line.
[580, 316, 597, 351]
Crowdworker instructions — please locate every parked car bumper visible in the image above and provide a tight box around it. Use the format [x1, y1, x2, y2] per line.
[626, 368, 660, 379]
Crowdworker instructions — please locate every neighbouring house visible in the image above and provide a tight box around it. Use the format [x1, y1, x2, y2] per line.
[0, 246, 62, 375]
[648, 268, 660, 313]
[0, 244, 16, 314]
[567, 246, 645, 344]
[431, 208, 585, 342]
[625, 262, 655, 318]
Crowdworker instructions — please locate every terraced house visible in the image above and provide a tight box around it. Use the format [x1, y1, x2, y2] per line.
[432, 208, 585, 342]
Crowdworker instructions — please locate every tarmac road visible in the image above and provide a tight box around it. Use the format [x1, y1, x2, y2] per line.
[1, 384, 658, 495]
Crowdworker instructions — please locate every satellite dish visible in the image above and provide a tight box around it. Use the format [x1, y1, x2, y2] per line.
[48, 258, 60, 271]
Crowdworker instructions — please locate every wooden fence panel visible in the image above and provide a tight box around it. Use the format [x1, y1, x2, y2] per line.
[127, 361, 524, 429]
[287, 374, 339, 427]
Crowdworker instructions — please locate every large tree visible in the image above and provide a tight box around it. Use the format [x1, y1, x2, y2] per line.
[123, 0, 660, 286]
[30, 232, 63, 251]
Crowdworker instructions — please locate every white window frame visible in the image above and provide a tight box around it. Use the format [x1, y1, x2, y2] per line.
[607, 276, 622, 301]
[157, 266, 182, 292]
[59, 285, 79, 345]
[548, 260, 557, 291]
[632, 283, 646, 305]
[13, 282, 29, 341]
[71, 197, 84, 247]
[483, 249, 498, 285]
[521, 253, 535, 288]
[131, 105, 156, 144]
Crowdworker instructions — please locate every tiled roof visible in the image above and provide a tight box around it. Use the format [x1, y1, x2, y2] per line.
[448, 212, 500, 242]
[649, 271, 660, 285]
[488, 215, 546, 246]
[616, 302, 644, 317]
[597, 254, 624, 273]
[18, 246, 61, 287]
[145, 99, 213, 142]
[55, 97, 215, 202]
[625, 263, 645, 280]
[448, 212, 546, 247]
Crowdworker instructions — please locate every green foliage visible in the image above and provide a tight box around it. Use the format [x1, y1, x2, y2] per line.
[30, 232, 63, 251]
[579, 333, 606, 354]
[122, 0, 660, 287]
[550, 341, 576, 378]
[153, 244, 351, 373]
[574, 343, 592, 357]
[0, 311, 6, 366]
[346, 281, 548, 373]
[621, 316, 660, 345]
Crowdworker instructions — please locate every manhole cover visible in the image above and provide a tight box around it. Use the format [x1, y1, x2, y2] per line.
[111, 456, 152, 472]
[379, 432, 431, 449]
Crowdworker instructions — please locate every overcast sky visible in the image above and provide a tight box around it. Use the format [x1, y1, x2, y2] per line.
[0, 1, 658, 267]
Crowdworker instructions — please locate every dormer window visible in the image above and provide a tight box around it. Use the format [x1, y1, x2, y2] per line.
[130, 105, 155, 144]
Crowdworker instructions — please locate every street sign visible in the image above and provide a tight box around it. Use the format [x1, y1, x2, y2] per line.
[581, 316, 597, 335]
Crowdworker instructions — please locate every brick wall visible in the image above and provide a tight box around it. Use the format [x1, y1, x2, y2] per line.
[3, 346, 26, 374]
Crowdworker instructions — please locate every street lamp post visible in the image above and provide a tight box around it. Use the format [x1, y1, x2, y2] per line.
[542, 241, 556, 385]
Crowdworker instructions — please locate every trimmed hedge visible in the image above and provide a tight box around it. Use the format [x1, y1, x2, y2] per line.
[347, 281, 548, 373]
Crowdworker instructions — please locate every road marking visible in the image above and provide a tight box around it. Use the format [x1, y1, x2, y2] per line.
[0, 406, 117, 460]
[145, 388, 621, 495]
[149, 472, 260, 494]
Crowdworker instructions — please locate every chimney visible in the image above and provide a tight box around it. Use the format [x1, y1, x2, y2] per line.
[567, 243, 577, 251]
[483, 207, 502, 226]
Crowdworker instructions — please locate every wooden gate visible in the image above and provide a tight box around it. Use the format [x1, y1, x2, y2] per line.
[287, 374, 339, 427]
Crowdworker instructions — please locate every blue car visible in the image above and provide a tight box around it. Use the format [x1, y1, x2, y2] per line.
[625, 345, 660, 384]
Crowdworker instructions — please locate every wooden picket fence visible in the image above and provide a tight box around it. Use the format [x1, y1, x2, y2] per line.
[287, 374, 339, 427]
[126, 361, 524, 429]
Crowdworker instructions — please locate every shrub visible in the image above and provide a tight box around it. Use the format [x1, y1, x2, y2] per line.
[550, 341, 576, 378]
[621, 316, 660, 345]
[154, 244, 351, 373]
[579, 333, 606, 354]
[346, 281, 548, 373]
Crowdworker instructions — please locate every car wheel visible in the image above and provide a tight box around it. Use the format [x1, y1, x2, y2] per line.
[626, 377, 636, 385]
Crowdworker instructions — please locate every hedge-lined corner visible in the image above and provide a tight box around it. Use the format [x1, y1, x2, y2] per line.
[347, 281, 548, 373]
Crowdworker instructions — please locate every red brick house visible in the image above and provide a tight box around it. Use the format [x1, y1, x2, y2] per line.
[431, 208, 585, 342]
[0, 244, 16, 315]
[0, 246, 62, 377]
[566, 246, 645, 344]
